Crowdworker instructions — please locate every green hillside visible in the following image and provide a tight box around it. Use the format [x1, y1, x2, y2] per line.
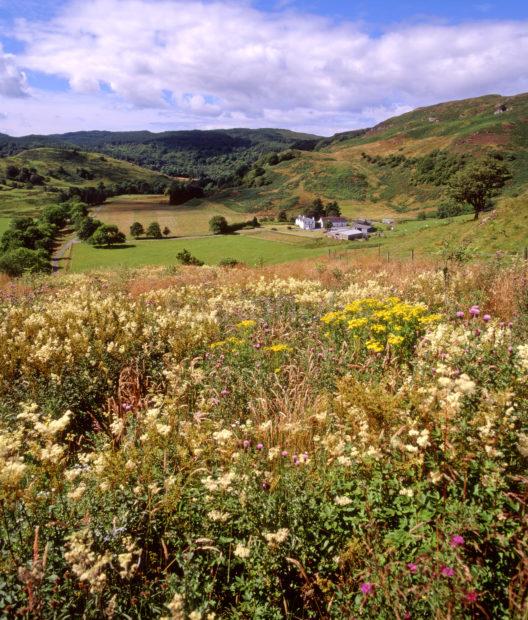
[220, 92, 528, 254]
[0, 128, 321, 182]
[0, 148, 170, 216]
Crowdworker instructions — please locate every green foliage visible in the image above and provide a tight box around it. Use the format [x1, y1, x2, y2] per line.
[175, 248, 204, 265]
[304, 165, 368, 200]
[89, 224, 126, 247]
[0, 247, 51, 276]
[0, 267, 526, 617]
[449, 158, 511, 219]
[129, 222, 145, 239]
[209, 215, 229, 235]
[146, 221, 163, 239]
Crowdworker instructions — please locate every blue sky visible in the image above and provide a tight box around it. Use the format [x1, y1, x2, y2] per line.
[0, 0, 527, 135]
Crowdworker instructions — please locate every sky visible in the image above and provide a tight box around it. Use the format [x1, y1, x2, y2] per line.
[0, 0, 527, 136]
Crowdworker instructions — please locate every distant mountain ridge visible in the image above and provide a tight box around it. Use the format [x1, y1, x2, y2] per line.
[0, 128, 322, 183]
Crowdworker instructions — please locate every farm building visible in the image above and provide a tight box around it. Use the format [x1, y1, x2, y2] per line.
[352, 219, 376, 234]
[327, 227, 366, 241]
[295, 215, 349, 230]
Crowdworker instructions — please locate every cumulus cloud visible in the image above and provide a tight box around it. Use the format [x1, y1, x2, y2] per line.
[0, 45, 28, 98]
[6, 0, 528, 133]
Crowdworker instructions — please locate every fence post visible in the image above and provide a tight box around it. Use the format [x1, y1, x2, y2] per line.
[411, 249, 414, 261]
[387, 251, 390, 262]
[524, 247, 528, 261]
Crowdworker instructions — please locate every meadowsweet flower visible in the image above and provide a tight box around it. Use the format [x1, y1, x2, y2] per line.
[264, 528, 289, 547]
[234, 543, 251, 558]
[334, 496, 352, 506]
[207, 510, 230, 522]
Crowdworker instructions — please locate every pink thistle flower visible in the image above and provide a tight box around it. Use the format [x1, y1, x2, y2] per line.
[404, 613, 411, 620]
[220, 388, 230, 397]
[256, 443, 264, 450]
[464, 590, 478, 603]
[243, 440, 250, 449]
[469, 305, 480, 317]
[281, 450, 289, 457]
[456, 311, 464, 319]
[483, 314, 491, 322]
[360, 582, 374, 595]
[293, 454, 299, 465]
[302, 452, 309, 462]
[441, 566, 455, 577]
[450, 534, 465, 547]
[407, 562, 418, 573]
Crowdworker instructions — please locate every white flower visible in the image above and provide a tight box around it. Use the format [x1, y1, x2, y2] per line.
[233, 543, 251, 558]
[334, 496, 353, 506]
[399, 487, 414, 498]
[264, 528, 289, 546]
[207, 510, 230, 522]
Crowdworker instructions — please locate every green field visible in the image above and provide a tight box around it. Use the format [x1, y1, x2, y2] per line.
[0, 218, 10, 239]
[69, 234, 347, 271]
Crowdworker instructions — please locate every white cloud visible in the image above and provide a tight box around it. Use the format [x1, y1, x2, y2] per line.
[4, 0, 528, 134]
[0, 44, 28, 98]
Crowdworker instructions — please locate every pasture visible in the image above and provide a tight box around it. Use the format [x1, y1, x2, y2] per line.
[94, 194, 251, 238]
[69, 234, 346, 272]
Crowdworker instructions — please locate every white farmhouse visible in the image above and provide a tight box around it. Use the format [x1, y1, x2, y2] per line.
[295, 215, 317, 230]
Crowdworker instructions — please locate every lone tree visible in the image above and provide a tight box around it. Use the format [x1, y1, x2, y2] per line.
[162, 226, 171, 237]
[209, 215, 229, 235]
[147, 222, 163, 239]
[130, 222, 144, 239]
[449, 158, 510, 220]
[89, 224, 126, 247]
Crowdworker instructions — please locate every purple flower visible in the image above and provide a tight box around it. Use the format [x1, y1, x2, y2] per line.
[456, 311, 465, 319]
[475, 328, 481, 336]
[293, 454, 299, 465]
[483, 314, 491, 322]
[450, 534, 464, 547]
[302, 452, 309, 462]
[261, 480, 270, 491]
[220, 388, 230, 397]
[441, 566, 455, 577]
[464, 591, 478, 603]
[281, 450, 289, 457]
[407, 562, 418, 573]
[243, 439, 250, 449]
[256, 443, 264, 451]
[122, 403, 132, 412]
[360, 582, 374, 595]
[469, 305, 480, 317]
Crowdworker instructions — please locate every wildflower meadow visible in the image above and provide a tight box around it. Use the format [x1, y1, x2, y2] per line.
[0, 256, 527, 618]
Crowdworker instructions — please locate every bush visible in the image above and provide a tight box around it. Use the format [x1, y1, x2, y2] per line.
[146, 222, 162, 239]
[0, 247, 51, 277]
[89, 224, 126, 247]
[209, 215, 229, 235]
[218, 258, 242, 267]
[130, 222, 145, 239]
[175, 248, 204, 265]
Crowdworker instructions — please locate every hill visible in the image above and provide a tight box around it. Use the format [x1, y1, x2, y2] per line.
[222, 92, 528, 253]
[0, 128, 321, 183]
[0, 147, 170, 216]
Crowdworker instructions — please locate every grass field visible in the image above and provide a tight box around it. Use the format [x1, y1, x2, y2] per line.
[95, 195, 252, 238]
[69, 234, 348, 271]
[0, 218, 11, 237]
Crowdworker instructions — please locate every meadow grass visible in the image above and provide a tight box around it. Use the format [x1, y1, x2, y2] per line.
[0, 257, 527, 618]
[69, 234, 347, 271]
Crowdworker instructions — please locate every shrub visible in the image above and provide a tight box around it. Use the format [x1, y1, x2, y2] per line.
[176, 248, 204, 265]
[146, 222, 162, 239]
[89, 224, 126, 247]
[0, 247, 51, 277]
